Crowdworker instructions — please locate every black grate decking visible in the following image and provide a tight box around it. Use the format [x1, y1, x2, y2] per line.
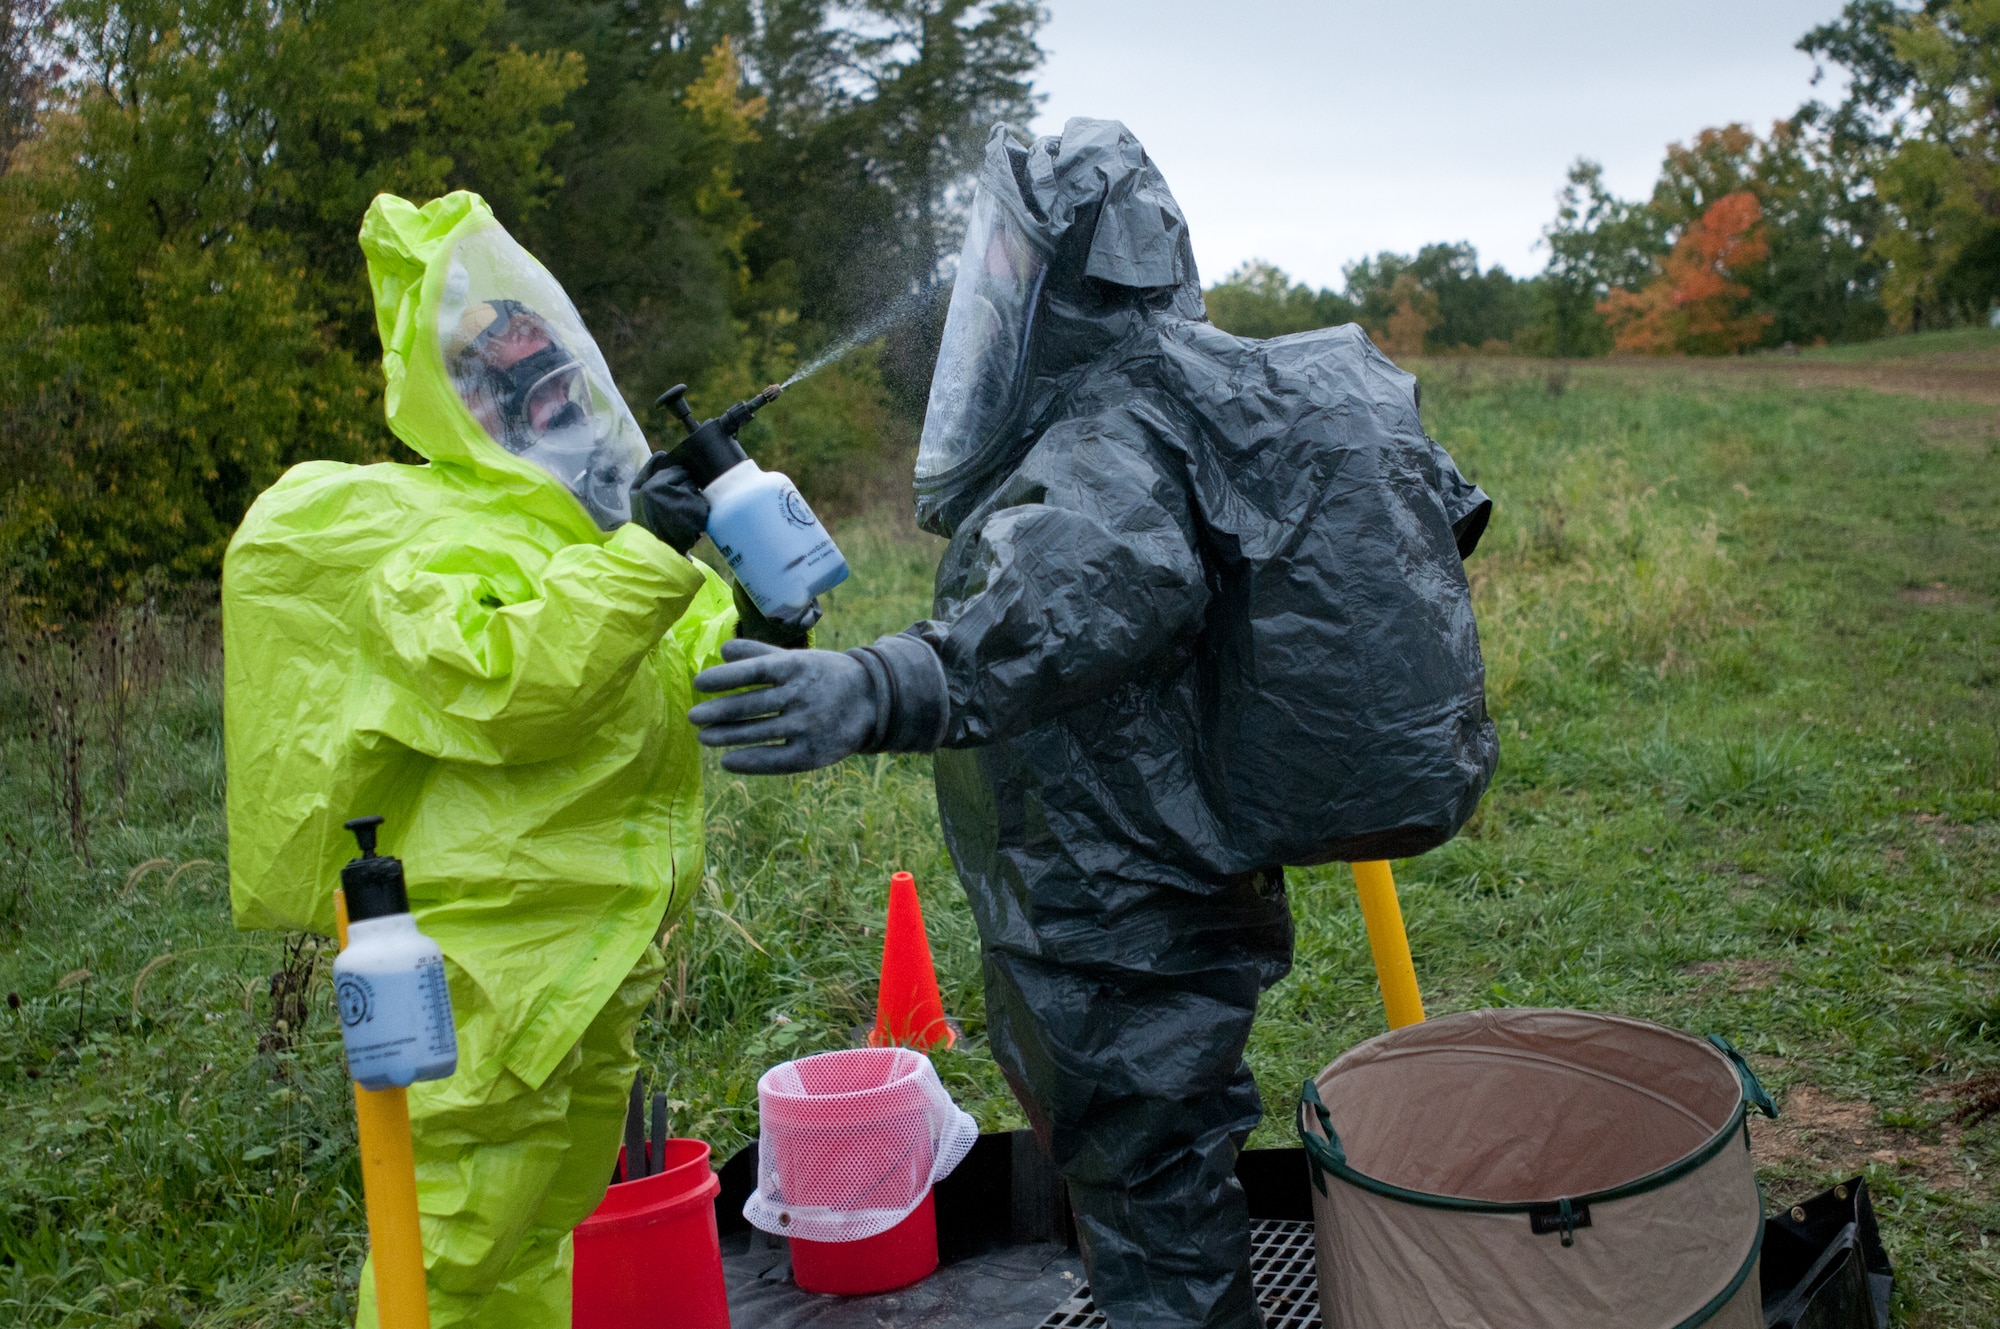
[1036, 1219, 1319, 1329]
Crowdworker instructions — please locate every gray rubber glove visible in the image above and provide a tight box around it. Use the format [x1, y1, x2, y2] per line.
[689, 639, 879, 774]
[630, 453, 709, 554]
[690, 633, 952, 774]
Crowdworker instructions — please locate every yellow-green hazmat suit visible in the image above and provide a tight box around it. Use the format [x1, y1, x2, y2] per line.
[223, 191, 734, 1328]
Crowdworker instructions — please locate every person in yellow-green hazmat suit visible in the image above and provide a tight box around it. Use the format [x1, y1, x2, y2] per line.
[222, 191, 784, 1328]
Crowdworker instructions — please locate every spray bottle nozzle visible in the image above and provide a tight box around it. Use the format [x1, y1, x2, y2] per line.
[653, 383, 787, 487]
[344, 815, 385, 858]
[718, 385, 782, 435]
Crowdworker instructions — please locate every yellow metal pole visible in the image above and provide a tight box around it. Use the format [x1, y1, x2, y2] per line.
[335, 892, 432, 1329]
[1352, 860, 1426, 1029]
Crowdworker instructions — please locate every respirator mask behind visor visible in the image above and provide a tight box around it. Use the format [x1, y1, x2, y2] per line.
[916, 185, 1050, 491]
[440, 230, 649, 530]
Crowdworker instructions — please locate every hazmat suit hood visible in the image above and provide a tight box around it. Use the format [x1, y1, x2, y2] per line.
[916, 118, 1205, 532]
[361, 192, 650, 535]
[228, 186, 735, 1068]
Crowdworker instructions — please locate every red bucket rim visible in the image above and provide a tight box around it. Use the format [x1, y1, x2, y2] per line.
[578, 1139, 718, 1234]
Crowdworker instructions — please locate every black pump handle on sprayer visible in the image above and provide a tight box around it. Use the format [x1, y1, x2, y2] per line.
[340, 815, 409, 922]
[653, 383, 784, 487]
[345, 814, 384, 855]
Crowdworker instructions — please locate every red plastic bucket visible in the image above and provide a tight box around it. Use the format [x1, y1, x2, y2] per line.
[573, 1138, 728, 1329]
[789, 1188, 938, 1295]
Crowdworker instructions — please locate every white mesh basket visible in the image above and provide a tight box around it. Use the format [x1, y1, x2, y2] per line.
[745, 1047, 978, 1243]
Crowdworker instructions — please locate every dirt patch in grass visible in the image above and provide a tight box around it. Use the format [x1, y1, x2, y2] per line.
[1512, 355, 2000, 406]
[1919, 415, 2000, 454]
[1751, 1083, 1972, 1195]
[1709, 861, 1772, 900]
[1910, 813, 1980, 847]
[1635, 358, 2000, 405]
[1924, 1071, 2000, 1128]
[1899, 582, 1975, 607]
[1683, 958, 1786, 992]
[1412, 351, 2000, 406]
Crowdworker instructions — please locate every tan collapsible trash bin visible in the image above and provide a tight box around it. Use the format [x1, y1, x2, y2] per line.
[1298, 1008, 1775, 1329]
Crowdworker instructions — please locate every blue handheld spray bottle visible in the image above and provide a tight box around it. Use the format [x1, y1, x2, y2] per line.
[656, 384, 850, 625]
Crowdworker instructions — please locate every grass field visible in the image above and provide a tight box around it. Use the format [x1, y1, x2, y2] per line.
[1791, 325, 2000, 362]
[1, 346, 1996, 1325]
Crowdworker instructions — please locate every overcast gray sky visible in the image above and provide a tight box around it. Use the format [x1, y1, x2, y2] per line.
[1028, 0, 1850, 290]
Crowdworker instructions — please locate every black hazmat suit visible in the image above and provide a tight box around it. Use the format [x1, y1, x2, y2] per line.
[894, 119, 1498, 1329]
[699, 118, 1498, 1329]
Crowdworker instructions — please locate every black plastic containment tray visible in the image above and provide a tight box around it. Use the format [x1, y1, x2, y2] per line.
[711, 1132, 1317, 1329]
[709, 1136, 1889, 1329]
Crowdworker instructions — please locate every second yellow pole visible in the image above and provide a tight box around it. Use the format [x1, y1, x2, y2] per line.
[336, 893, 432, 1329]
[1352, 860, 1425, 1029]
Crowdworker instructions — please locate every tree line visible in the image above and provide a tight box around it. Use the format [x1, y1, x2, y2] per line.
[6, 1, 1994, 620]
[0, 0, 1041, 620]
[1208, 1, 1999, 359]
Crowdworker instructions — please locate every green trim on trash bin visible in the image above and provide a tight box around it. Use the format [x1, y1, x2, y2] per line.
[1706, 1035, 1779, 1120]
[1670, 1183, 1765, 1329]
[1299, 1077, 1747, 1211]
[1297, 1031, 1775, 1212]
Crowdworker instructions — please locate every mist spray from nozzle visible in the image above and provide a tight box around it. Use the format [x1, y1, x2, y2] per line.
[777, 281, 948, 390]
[653, 384, 849, 625]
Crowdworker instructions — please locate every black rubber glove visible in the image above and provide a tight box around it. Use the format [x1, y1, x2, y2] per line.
[689, 633, 951, 774]
[630, 453, 709, 554]
[733, 579, 816, 649]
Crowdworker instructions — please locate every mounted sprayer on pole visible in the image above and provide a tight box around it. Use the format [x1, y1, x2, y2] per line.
[333, 816, 458, 1329]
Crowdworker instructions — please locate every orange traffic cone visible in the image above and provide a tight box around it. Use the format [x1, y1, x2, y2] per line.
[868, 871, 955, 1051]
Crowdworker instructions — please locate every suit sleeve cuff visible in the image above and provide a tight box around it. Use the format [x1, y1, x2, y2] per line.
[845, 632, 950, 753]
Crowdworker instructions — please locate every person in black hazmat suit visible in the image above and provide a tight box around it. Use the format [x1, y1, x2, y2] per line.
[687, 117, 1497, 1329]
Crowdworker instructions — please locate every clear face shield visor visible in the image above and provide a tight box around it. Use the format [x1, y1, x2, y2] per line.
[508, 362, 631, 523]
[916, 190, 1049, 488]
[440, 231, 648, 530]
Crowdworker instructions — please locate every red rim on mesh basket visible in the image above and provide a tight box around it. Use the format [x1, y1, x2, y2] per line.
[744, 1047, 977, 1293]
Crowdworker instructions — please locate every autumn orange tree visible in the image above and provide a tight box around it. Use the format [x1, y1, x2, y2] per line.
[1598, 191, 1773, 355]
[1371, 272, 1439, 358]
